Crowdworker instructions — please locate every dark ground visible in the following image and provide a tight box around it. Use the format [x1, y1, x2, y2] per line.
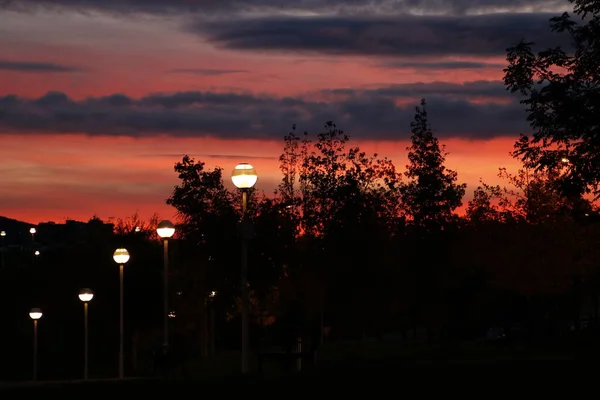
[2, 338, 598, 395]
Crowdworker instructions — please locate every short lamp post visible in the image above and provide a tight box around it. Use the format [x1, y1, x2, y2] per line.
[78, 288, 94, 380]
[29, 227, 36, 242]
[29, 308, 42, 381]
[157, 220, 175, 349]
[231, 162, 257, 374]
[113, 248, 130, 379]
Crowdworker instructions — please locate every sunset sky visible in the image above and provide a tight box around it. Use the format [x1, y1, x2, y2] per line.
[0, 0, 571, 224]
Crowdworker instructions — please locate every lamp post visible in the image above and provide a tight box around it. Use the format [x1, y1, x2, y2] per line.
[78, 288, 94, 380]
[0, 230, 5, 270]
[157, 220, 175, 350]
[231, 162, 257, 374]
[113, 248, 130, 379]
[29, 308, 42, 381]
[29, 227, 36, 242]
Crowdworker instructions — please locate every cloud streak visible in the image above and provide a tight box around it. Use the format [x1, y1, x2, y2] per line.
[167, 68, 249, 75]
[0, 59, 84, 72]
[0, 82, 528, 140]
[379, 60, 506, 70]
[0, 0, 569, 16]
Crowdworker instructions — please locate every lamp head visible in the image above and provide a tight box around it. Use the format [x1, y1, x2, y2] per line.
[0, 231, 5, 237]
[78, 288, 94, 302]
[113, 248, 130, 264]
[231, 163, 258, 189]
[156, 220, 175, 238]
[29, 308, 43, 320]
[30, 227, 36, 234]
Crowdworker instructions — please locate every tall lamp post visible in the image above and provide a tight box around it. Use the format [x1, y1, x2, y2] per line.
[231, 162, 257, 374]
[29, 308, 42, 381]
[113, 248, 130, 379]
[0, 230, 6, 270]
[157, 220, 175, 349]
[79, 288, 94, 380]
[30, 228, 36, 264]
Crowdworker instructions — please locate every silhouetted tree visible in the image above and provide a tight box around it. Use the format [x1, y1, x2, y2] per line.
[504, 0, 600, 198]
[401, 99, 466, 230]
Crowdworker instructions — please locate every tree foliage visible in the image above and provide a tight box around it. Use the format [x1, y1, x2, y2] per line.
[401, 99, 466, 229]
[504, 0, 600, 198]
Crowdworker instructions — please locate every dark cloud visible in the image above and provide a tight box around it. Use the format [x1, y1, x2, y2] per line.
[0, 60, 84, 72]
[192, 13, 570, 58]
[167, 68, 249, 75]
[0, 82, 528, 140]
[380, 60, 506, 69]
[327, 80, 509, 100]
[0, 0, 568, 16]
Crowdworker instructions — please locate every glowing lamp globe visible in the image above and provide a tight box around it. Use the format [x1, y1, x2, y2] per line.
[231, 163, 258, 189]
[29, 308, 43, 320]
[0, 231, 6, 237]
[113, 248, 130, 264]
[30, 227, 36, 234]
[156, 220, 175, 239]
[79, 288, 94, 302]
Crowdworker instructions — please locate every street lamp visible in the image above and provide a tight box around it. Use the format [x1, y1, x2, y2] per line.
[113, 248, 130, 379]
[0, 230, 5, 270]
[78, 288, 94, 380]
[157, 220, 175, 350]
[29, 308, 42, 381]
[231, 162, 257, 374]
[29, 227, 36, 243]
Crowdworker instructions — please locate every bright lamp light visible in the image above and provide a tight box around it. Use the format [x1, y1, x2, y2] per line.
[79, 288, 94, 302]
[30, 227, 36, 234]
[231, 163, 258, 189]
[156, 220, 175, 238]
[29, 308, 42, 320]
[113, 248, 130, 264]
[0, 231, 6, 237]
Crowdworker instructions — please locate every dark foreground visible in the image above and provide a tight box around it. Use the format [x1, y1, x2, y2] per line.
[3, 338, 600, 394]
[0, 359, 595, 396]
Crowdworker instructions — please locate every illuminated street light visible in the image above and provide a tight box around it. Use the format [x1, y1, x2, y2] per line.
[561, 157, 570, 163]
[0, 231, 5, 237]
[34, 250, 40, 256]
[29, 308, 42, 320]
[78, 288, 93, 380]
[157, 220, 175, 350]
[157, 220, 175, 239]
[231, 162, 257, 374]
[113, 248, 129, 379]
[113, 248, 130, 264]
[79, 288, 94, 302]
[231, 163, 258, 189]
[29, 308, 42, 381]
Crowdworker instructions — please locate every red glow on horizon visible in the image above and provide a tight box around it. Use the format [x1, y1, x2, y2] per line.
[0, 134, 520, 224]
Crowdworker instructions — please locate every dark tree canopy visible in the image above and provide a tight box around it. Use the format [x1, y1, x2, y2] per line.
[504, 0, 600, 198]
